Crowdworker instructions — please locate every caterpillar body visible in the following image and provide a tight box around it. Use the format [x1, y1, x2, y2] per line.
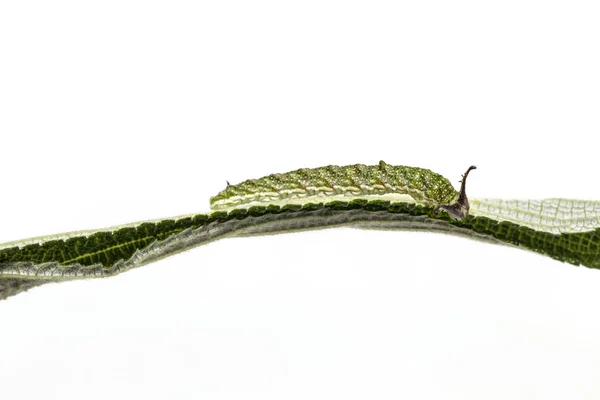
[210, 161, 459, 211]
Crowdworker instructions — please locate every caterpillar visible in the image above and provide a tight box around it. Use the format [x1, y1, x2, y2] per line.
[2, 162, 600, 301]
[211, 161, 476, 221]
[210, 161, 462, 211]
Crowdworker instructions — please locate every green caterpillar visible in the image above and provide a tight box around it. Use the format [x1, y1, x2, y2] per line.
[210, 161, 461, 212]
[1, 162, 599, 301]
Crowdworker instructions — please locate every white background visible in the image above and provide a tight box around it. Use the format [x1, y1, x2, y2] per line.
[1, 1, 600, 399]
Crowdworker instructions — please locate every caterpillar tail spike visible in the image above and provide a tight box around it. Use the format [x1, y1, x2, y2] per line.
[2, 162, 600, 301]
[434, 165, 477, 220]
